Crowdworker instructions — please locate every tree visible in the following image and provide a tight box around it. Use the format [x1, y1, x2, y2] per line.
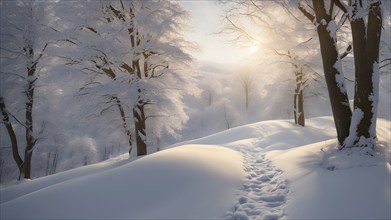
[203, 86, 214, 106]
[272, 50, 310, 126]
[223, 0, 384, 148]
[237, 70, 254, 110]
[222, 1, 327, 126]
[61, 0, 194, 156]
[292, 57, 306, 126]
[0, 0, 68, 178]
[103, 0, 194, 156]
[0, 97, 23, 176]
[298, 0, 383, 148]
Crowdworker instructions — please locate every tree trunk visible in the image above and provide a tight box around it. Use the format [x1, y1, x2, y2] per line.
[346, 1, 382, 146]
[129, 18, 147, 156]
[350, 1, 366, 110]
[298, 87, 305, 126]
[133, 102, 147, 156]
[312, 0, 352, 145]
[0, 97, 23, 176]
[23, 75, 36, 179]
[113, 96, 133, 154]
[294, 69, 305, 127]
[293, 92, 298, 125]
[245, 87, 249, 110]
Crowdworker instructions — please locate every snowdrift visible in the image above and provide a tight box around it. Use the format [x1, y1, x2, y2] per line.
[1, 116, 389, 219]
[1, 145, 244, 219]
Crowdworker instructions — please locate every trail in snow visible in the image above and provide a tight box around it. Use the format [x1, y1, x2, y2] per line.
[224, 141, 288, 220]
[175, 118, 337, 220]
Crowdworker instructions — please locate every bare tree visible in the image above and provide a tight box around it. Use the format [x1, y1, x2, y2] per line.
[299, 0, 383, 148]
[0, 97, 23, 176]
[223, 104, 234, 129]
[203, 86, 214, 106]
[236, 70, 254, 110]
[221, 1, 326, 125]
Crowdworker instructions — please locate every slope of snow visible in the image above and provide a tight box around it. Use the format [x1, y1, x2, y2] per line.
[267, 119, 391, 219]
[267, 139, 390, 219]
[0, 154, 130, 203]
[1, 145, 244, 219]
[176, 117, 390, 219]
[1, 116, 389, 219]
[173, 116, 336, 147]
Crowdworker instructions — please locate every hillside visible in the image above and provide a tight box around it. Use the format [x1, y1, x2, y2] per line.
[1, 117, 390, 219]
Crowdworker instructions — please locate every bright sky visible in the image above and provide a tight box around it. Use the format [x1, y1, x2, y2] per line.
[180, 1, 257, 65]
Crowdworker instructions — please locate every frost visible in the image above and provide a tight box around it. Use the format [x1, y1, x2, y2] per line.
[138, 131, 146, 142]
[343, 108, 364, 148]
[326, 20, 338, 41]
[369, 62, 380, 137]
[333, 59, 347, 93]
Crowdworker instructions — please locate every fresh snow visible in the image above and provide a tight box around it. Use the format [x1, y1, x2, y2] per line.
[1, 117, 390, 219]
[1, 145, 243, 219]
[268, 140, 390, 219]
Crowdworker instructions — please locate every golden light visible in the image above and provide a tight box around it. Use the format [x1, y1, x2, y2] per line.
[248, 45, 259, 53]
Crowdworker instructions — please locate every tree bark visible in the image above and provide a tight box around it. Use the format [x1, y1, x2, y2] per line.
[133, 102, 147, 156]
[293, 92, 298, 125]
[128, 9, 147, 155]
[22, 43, 37, 179]
[23, 65, 36, 179]
[0, 97, 23, 176]
[298, 86, 305, 126]
[294, 69, 305, 126]
[312, 0, 352, 145]
[112, 96, 133, 154]
[350, 1, 366, 110]
[349, 1, 382, 145]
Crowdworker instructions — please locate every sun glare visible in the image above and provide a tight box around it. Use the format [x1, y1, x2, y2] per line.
[249, 45, 259, 53]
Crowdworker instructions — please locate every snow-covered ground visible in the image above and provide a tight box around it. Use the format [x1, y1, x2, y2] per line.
[1, 116, 390, 219]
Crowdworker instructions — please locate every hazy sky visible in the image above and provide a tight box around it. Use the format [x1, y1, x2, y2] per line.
[180, 1, 257, 65]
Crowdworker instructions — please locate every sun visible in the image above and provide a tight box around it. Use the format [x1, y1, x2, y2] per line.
[248, 45, 259, 53]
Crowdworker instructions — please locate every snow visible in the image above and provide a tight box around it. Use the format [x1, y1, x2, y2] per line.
[326, 20, 338, 41]
[1, 145, 244, 219]
[344, 107, 364, 147]
[333, 59, 348, 93]
[1, 117, 390, 219]
[268, 140, 390, 219]
[370, 61, 380, 137]
[267, 118, 391, 219]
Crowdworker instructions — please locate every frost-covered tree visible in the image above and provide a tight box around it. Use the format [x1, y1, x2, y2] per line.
[0, 0, 73, 179]
[236, 69, 254, 110]
[61, 0, 195, 156]
[298, 0, 383, 148]
[223, 0, 386, 148]
[222, 1, 328, 127]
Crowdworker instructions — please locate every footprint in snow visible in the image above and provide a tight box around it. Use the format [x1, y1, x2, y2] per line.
[225, 147, 289, 220]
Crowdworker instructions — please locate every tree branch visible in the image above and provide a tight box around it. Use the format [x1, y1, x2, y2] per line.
[224, 15, 262, 45]
[340, 44, 352, 59]
[298, 3, 315, 22]
[334, 0, 348, 13]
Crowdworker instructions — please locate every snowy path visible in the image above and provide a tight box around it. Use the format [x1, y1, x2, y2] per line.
[224, 140, 289, 220]
[175, 119, 337, 220]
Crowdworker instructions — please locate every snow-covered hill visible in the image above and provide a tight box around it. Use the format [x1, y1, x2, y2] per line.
[1, 117, 390, 219]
